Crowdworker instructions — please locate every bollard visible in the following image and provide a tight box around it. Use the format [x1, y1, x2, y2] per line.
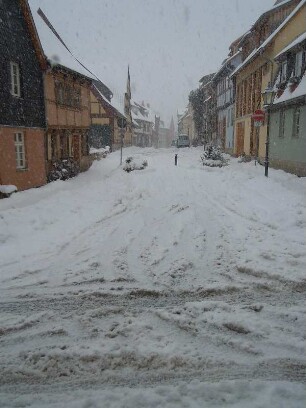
[175, 154, 178, 166]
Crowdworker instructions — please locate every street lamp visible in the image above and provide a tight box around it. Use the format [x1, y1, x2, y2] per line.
[118, 117, 126, 165]
[261, 84, 276, 177]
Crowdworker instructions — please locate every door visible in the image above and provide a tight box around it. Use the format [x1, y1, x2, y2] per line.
[73, 134, 80, 162]
[236, 122, 245, 156]
[222, 117, 226, 149]
[88, 125, 112, 149]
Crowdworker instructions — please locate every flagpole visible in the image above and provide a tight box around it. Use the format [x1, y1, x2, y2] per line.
[124, 65, 132, 150]
[120, 118, 124, 165]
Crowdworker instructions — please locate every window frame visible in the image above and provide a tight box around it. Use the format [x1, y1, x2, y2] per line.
[279, 110, 286, 138]
[280, 60, 287, 82]
[294, 50, 305, 77]
[10, 62, 21, 97]
[14, 132, 26, 169]
[292, 107, 300, 138]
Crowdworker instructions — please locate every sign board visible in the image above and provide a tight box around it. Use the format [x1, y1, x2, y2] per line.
[252, 109, 265, 122]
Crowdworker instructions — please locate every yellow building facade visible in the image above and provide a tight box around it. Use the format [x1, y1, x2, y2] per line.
[234, 1, 306, 159]
[89, 87, 133, 150]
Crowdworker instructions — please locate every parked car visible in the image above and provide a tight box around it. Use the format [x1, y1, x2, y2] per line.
[177, 134, 190, 148]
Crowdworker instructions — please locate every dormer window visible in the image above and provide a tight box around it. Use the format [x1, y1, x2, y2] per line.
[280, 61, 287, 82]
[294, 50, 305, 77]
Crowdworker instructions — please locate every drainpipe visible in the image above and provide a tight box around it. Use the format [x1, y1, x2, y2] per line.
[259, 51, 275, 173]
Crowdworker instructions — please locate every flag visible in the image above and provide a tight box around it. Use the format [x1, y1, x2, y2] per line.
[37, 8, 99, 81]
[124, 66, 132, 129]
[127, 65, 131, 100]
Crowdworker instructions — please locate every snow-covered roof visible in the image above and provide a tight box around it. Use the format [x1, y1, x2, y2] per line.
[273, 73, 306, 104]
[270, 0, 295, 11]
[28, 3, 97, 80]
[213, 50, 242, 82]
[252, 0, 297, 29]
[131, 102, 155, 124]
[199, 73, 215, 84]
[92, 79, 112, 102]
[237, 30, 252, 47]
[92, 83, 126, 118]
[111, 95, 127, 118]
[274, 31, 306, 59]
[231, 0, 306, 77]
[178, 110, 188, 123]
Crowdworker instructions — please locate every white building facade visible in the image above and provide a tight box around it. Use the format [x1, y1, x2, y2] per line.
[213, 50, 242, 153]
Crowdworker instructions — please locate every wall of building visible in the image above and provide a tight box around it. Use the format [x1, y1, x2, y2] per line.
[269, 104, 306, 176]
[45, 72, 91, 129]
[225, 104, 235, 153]
[0, 127, 46, 190]
[234, 3, 306, 158]
[0, 0, 45, 129]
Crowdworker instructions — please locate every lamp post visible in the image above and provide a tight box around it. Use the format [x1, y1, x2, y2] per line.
[262, 84, 276, 177]
[118, 117, 126, 165]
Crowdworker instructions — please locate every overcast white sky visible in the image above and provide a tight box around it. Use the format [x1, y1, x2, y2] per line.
[29, 0, 275, 126]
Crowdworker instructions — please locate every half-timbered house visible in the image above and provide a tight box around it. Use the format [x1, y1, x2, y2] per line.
[89, 80, 131, 151]
[269, 29, 306, 176]
[232, 0, 302, 158]
[29, 3, 93, 181]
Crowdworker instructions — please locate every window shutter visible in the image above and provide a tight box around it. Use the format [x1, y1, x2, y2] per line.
[19, 64, 24, 99]
[47, 134, 52, 160]
[68, 134, 72, 156]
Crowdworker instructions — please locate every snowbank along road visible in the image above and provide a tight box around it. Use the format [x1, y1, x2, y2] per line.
[0, 147, 305, 407]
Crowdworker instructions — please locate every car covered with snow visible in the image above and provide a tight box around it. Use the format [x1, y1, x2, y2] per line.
[177, 134, 190, 148]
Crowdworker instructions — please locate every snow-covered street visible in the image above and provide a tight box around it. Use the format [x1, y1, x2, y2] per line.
[0, 147, 305, 407]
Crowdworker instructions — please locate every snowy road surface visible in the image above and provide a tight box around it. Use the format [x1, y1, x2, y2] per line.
[0, 147, 305, 407]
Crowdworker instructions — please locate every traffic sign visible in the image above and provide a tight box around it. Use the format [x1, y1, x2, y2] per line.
[252, 109, 265, 122]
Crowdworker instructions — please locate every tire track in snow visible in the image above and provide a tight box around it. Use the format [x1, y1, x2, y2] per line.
[1, 359, 305, 388]
[0, 284, 304, 315]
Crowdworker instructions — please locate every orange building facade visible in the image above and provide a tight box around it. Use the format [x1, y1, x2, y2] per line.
[0, 127, 46, 191]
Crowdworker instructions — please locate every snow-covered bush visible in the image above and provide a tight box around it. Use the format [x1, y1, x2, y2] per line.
[238, 152, 252, 163]
[90, 146, 110, 160]
[48, 158, 80, 182]
[201, 145, 228, 167]
[123, 157, 148, 173]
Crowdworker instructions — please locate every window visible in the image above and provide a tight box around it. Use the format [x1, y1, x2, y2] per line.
[14, 133, 26, 169]
[60, 133, 69, 157]
[292, 107, 300, 138]
[51, 134, 57, 159]
[10, 62, 21, 97]
[73, 88, 81, 108]
[65, 86, 73, 106]
[262, 62, 269, 75]
[81, 134, 89, 156]
[227, 109, 231, 127]
[55, 81, 81, 108]
[55, 82, 65, 104]
[279, 110, 286, 138]
[294, 51, 305, 77]
[280, 61, 287, 82]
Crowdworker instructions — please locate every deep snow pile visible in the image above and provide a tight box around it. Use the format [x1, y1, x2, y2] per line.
[201, 145, 229, 167]
[0, 147, 305, 407]
[123, 156, 148, 172]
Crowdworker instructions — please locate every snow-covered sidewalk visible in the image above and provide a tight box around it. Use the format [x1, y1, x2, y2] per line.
[0, 147, 305, 407]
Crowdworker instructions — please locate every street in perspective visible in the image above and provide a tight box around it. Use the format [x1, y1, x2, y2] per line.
[0, 0, 306, 407]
